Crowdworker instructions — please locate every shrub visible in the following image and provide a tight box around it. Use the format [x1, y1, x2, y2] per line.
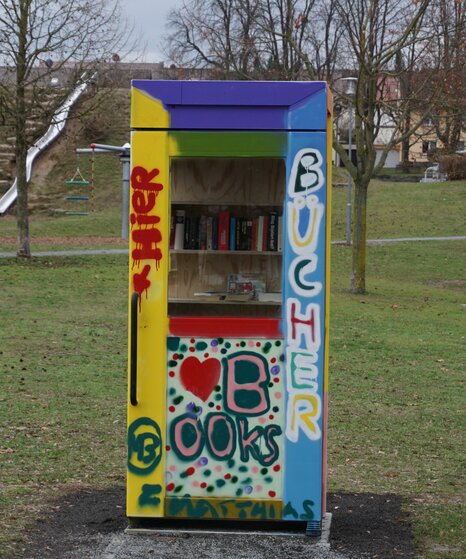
[438, 154, 466, 180]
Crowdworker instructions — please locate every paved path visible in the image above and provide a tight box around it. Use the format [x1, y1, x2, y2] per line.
[1, 236, 465, 258]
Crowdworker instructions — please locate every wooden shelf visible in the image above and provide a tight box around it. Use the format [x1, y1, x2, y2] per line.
[170, 249, 282, 255]
[169, 298, 281, 306]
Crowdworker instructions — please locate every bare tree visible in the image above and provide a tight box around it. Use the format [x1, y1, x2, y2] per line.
[165, 0, 341, 80]
[0, 0, 131, 258]
[330, 0, 436, 293]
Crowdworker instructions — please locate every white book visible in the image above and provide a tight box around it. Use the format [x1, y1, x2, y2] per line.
[174, 209, 185, 250]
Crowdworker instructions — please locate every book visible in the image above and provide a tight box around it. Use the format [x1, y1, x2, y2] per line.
[229, 216, 236, 250]
[169, 214, 175, 249]
[199, 215, 207, 250]
[268, 211, 278, 251]
[256, 215, 264, 251]
[218, 210, 230, 250]
[183, 215, 191, 249]
[277, 215, 283, 252]
[174, 209, 185, 250]
[206, 216, 213, 250]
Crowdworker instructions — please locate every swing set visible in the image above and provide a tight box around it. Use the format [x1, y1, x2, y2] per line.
[64, 148, 95, 216]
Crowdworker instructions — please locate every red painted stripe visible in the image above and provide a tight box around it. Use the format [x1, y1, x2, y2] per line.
[169, 317, 283, 338]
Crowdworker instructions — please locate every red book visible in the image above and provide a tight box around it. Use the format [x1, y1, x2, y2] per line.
[218, 210, 230, 250]
[262, 215, 269, 251]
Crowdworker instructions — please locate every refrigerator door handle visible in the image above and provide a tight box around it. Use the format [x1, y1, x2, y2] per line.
[130, 292, 139, 406]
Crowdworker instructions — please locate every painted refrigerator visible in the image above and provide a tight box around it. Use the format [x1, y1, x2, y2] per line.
[127, 80, 332, 534]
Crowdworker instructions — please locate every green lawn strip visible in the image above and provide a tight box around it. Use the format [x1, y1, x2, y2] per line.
[328, 242, 465, 557]
[0, 243, 465, 557]
[331, 179, 466, 240]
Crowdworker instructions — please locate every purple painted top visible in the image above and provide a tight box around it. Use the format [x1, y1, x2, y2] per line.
[132, 80, 328, 131]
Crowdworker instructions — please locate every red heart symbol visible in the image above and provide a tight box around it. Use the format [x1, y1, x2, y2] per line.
[179, 356, 221, 402]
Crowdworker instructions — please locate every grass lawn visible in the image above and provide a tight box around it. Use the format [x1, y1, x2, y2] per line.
[0, 175, 465, 557]
[0, 238, 465, 558]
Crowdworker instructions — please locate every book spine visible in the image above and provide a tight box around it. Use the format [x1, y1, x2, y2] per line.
[268, 211, 278, 251]
[218, 211, 230, 250]
[191, 216, 200, 250]
[174, 209, 185, 250]
[206, 216, 213, 250]
[212, 216, 218, 250]
[199, 215, 207, 250]
[257, 215, 264, 251]
[262, 215, 269, 251]
[184, 215, 191, 249]
[277, 214, 283, 252]
[229, 216, 236, 250]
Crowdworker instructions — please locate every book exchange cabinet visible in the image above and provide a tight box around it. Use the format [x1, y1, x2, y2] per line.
[127, 80, 332, 535]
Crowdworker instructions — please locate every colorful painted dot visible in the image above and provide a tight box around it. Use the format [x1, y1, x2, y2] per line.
[214, 393, 222, 401]
[178, 354, 185, 360]
[169, 465, 177, 472]
[269, 490, 276, 498]
[166, 483, 175, 491]
[214, 465, 223, 472]
[207, 486, 214, 492]
[248, 340, 254, 347]
[218, 338, 224, 344]
[264, 476, 273, 483]
[272, 406, 279, 413]
[262, 342, 272, 354]
[273, 377, 280, 383]
[273, 464, 281, 472]
[269, 414, 274, 420]
[225, 342, 231, 348]
[173, 395, 184, 405]
[236, 488, 243, 497]
[198, 457, 209, 466]
[244, 486, 253, 494]
[279, 353, 285, 361]
[190, 338, 195, 344]
[189, 346, 195, 352]
[165, 471, 173, 482]
[192, 480, 200, 488]
[208, 402, 214, 408]
[256, 342, 261, 347]
[168, 360, 177, 367]
[251, 466, 259, 474]
[173, 353, 179, 360]
[211, 340, 218, 347]
[268, 382, 274, 388]
[200, 482, 207, 489]
[169, 405, 176, 413]
[165, 445, 171, 451]
[227, 459, 235, 468]
[271, 357, 276, 363]
[224, 473, 231, 480]
[256, 485, 263, 492]
[275, 340, 282, 346]
[220, 348, 227, 354]
[261, 468, 268, 474]
[204, 353, 209, 358]
[216, 479, 226, 488]
[275, 391, 283, 399]
[216, 405, 221, 411]
[240, 341, 246, 347]
[231, 476, 238, 483]
[212, 346, 218, 353]
[180, 344, 188, 352]
[238, 465, 248, 472]
[271, 365, 280, 375]
[258, 417, 266, 425]
[196, 341, 208, 351]
[174, 485, 183, 493]
[169, 371, 175, 378]
[203, 469, 212, 477]
[214, 385, 221, 392]
[186, 467, 195, 476]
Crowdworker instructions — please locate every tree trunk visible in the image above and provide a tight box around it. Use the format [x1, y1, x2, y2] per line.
[15, 0, 31, 259]
[350, 179, 369, 294]
[15, 134, 30, 258]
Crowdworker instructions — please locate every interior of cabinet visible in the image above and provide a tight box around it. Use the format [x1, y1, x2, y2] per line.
[169, 157, 285, 318]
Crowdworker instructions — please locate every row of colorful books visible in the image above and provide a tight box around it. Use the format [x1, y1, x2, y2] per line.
[170, 210, 283, 251]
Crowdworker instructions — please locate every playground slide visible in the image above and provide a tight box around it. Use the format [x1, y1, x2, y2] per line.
[0, 77, 91, 215]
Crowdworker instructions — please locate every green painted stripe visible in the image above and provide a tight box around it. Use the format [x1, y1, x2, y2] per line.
[170, 131, 287, 157]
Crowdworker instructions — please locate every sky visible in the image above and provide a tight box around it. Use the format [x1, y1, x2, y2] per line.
[120, 0, 184, 63]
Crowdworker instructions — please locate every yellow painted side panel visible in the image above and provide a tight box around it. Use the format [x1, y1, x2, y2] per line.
[127, 130, 170, 517]
[131, 86, 170, 129]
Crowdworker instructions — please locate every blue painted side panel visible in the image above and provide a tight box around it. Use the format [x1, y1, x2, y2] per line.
[282, 131, 328, 522]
